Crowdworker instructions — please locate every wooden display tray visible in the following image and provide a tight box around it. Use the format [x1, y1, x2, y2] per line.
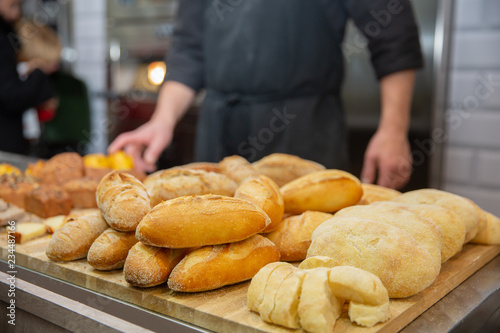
[1, 233, 499, 333]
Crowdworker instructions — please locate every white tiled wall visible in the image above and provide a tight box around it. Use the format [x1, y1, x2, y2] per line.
[72, 0, 107, 153]
[442, 0, 500, 215]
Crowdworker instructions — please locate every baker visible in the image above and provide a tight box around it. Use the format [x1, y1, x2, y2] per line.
[109, 0, 423, 189]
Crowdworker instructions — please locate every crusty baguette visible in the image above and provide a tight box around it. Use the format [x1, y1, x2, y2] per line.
[9, 222, 47, 244]
[219, 155, 260, 185]
[87, 228, 138, 270]
[168, 235, 280, 292]
[46, 211, 108, 261]
[266, 211, 333, 261]
[143, 169, 237, 207]
[471, 211, 500, 245]
[136, 195, 271, 248]
[235, 175, 284, 233]
[252, 153, 326, 187]
[96, 171, 151, 232]
[357, 183, 401, 205]
[280, 170, 362, 214]
[123, 242, 190, 287]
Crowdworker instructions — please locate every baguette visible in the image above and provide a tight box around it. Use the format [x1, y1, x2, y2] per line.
[136, 195, 270, 248]
[46, 211, 108, 261]
[234, 175, 284, 233]
[220, 155, 260, 185]
[280, 170, 362, 214]
[123, 242, 190, 287]
[168, 235, 280, 292]
[266, 211, 333, 261]
[144, 169, 237, 207]
[96, 171, 151, 232]
[87, 228, 138, 270]
[252, 153, 326, 187]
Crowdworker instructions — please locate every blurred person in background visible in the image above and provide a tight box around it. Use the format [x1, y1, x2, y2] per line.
[110, 0, 423, 189]
[0, 0, 56, 155]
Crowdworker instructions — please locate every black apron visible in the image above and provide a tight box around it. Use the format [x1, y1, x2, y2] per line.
[194, 0, 349, 169]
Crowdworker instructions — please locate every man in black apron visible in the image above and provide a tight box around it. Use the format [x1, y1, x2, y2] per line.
[109, 0, 422, 189]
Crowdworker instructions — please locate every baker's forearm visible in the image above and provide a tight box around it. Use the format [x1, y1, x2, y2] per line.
[378, 69, 416, 136]
[151, 81, 196, 128]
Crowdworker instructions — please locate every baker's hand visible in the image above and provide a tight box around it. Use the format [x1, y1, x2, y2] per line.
[361, 129, 412, 189]
[108, 120, 174, 173]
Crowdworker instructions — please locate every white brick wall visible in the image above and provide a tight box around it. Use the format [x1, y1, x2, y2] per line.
[442, 0, 500, 216]
[72, 0, 107, 153]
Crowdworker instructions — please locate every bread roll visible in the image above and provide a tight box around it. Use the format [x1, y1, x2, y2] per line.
[235, 175, 284, 233]
[280, 170, 362, 214]
[136, 195, 270, 248]
[298, 268, 343, 333]
[87, 228, 138, 270]
[471, 211, 500, 245]
[269, 269, 306, 329]
[174, 162, 221, 174]
[40, 152, 85, 186]
[247, 262, 292, 312]
[168, 235, 280, 292]
[46, 211, 108, 261]
[123, 242, 189, 287]
[252, 153, 326, 187]
[375, 201, 465, 262]
[357, 183, 401, 205]
[219, 155, 260, 185]
[96, 171, 151, 232]
[335, 204, 442, 270]
[348, 302, 391, 328]
[393, 189, 479, 243]
[266, 211, 333, 261]
[308, 217, 440, 298]
[144, 169, 237, 207]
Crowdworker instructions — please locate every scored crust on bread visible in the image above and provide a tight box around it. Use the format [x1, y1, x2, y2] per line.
[87, 228, 138, 270]
[298, 268, 343, 333]
[247, 262, 292, 312]
[136, 195, 270, 248]
[334, 204, 443, 270]
[252, 153, 326, 187]
[220, 155, 260, 185]
[167, 235, 280, 292]
[96, 171, 151, 232]
[143, 169, 237, 207]
[357, 183, 401, 205]
[269, 270, 306, 329]
[280, 170, 363, 214]
[393, 189, 480, 243]
[235, 175, 284, 233]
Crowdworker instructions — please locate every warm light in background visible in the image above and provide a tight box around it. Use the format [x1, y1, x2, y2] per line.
[147, 61, 166, 86]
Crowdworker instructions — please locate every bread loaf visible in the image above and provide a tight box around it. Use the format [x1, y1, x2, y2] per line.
[123, 242, 189, 287]
[471, 211, 500, 245]
[393, 189, 480, 243]
[220, 155, 260, 185]
[234, 175, 284, 233]
[266, 211, 333, 261]
[0, 175, 39, 209]
[357, 183, 401, 205]
[168, 235, 280, 292]
[40, 152, 85, 186]
[25, 185, 72, 218]
[62, 178, 99, 209]
[143, 169, 237, 207]
[308, 217, 440, 298]
[136, 195, 270, 248]
[280, 170, 362, 214]
[334, 204, 443, 270]
[46, 211, 108, 261]
[96, 171, 151, 232]
[87, 228, 138, 270]
[252, 153, 326, 187]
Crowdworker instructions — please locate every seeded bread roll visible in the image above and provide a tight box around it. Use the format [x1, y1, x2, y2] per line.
[357, 183, 401, 205]
[144, 169, 237, 207]
[136, 195, 271, 248]
[219, 155, 260, 185]
[87, 228, 138, 270]
[266, 211, 333, 261]
[96, 171, 151, 232]
[308, 217, 440, 298]
[235, 175, 284, 233]
[46, 211, 109, 261]
[280, 170, 363, 214]
[252, 153, 326, 187]
[123, 242, 190, 287]
[393, 189, 480, 243]
[168, 235, 280, 292]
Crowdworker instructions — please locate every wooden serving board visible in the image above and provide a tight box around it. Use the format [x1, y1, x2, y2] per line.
[1, 233, 499, 333]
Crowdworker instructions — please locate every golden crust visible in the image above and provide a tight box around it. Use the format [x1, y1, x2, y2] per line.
[357, 183, 401, 205]
[220, 155, 260, 185]
[87, 228, 138, 270]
